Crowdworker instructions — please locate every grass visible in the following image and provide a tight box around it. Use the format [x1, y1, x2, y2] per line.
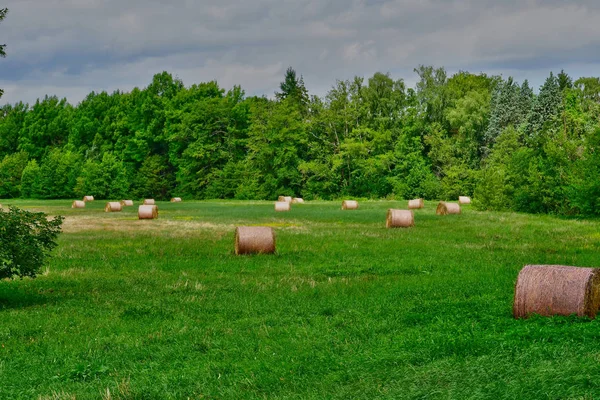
[1, 199, 600, 399]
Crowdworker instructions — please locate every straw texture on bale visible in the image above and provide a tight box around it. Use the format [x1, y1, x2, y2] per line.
[138, 205, 158, 219]
[342, 200, 359, 210]
[275, 201, 291, 212]
[278, 196, 293, 203]
[170, 197, 182, 202]
[513, 265, 600, 319]
[72, 200, 85, 209]
[235, 226, 276, 255]
[408, 198, 424, 209]
[120, 200, 134, 206]
[143, 199, 155, 205]
[458, 196, 472, 205]
[83, 196, 94, 202]
[104, 202, 122, 212]
[436, 202, 461, 215]
[386, 209, 415, 228]
[292, 198, 304, 204]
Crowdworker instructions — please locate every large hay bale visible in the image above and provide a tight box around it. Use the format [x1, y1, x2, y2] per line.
[170, 197, 182, 202]
[275, 201, 291, 212]
[342, 200, 358, 210]
[436, 202, 461, 215]
[292, 198, 304, 204]
[408, 198, 424, 209]
[458, 196, 471, 205]
[138, 205, 158, 219]
[72, 200, 85, 209]
[120, 200, 134, 206]
[83, 196, 94, 202]
[143, 199, 155, 205]
[235, 226, 276, 255]
[105, 202, 122, 212]
[278, 196, 293, 203]
[513, 265, 600, 319]
[386, 209, 414, 228]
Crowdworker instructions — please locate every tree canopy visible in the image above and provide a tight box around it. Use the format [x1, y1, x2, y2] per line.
[1, 66, 600, 216]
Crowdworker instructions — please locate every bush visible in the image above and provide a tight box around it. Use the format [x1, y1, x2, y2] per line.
[0, 207, 64, 279]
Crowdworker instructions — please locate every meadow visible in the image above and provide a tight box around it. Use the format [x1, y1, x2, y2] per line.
[1, 199, 600, 399]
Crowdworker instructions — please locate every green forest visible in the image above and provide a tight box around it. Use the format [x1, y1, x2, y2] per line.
[1, 66, 600, 215]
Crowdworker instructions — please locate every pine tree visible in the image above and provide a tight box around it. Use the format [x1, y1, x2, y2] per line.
[483, 78, 520, 151]
[557, 69, 573, 91]
[525, 73, 562, 141]
[517, 80, 533, 124]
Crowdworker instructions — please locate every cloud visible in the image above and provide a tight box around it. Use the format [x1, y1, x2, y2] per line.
[1, 0, 600, 105]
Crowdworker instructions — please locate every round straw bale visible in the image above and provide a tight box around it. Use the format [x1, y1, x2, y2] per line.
[138, 205, 158, 219]
[275, 201, 291, 211]
[105, 202, 122, 212]
[342, 200, 358, 210]
[408, 198, 424, 209]
[386, 209, 414, 228]
[235, 226, 276, 255]
[170, 197, 182, 202]
[292, 198, 304, 204]
[278, 196, 293, 203]
[83, 195, 94, 202]
[513, 265, 600, 319]
[72, 200, 85, 209]
[120, 200, 134, 206]
[436, 202, 461, 215]
[143, 199, 155, 205]
[459, 196, 471, 205]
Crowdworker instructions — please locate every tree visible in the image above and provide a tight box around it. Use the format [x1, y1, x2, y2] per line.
[0, 151, 29, 198]
[0, 8, 7, 99]
[558, 69, 573, 92]
[275, 67, 308, 109]
[0, 206, 63, 279]
[525, 73, 562, 142]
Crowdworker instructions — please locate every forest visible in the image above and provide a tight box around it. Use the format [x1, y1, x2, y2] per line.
[1, 66, 600, 216]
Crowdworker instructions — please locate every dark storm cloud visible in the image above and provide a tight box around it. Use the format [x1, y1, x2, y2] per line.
[1, 0, 600, 104]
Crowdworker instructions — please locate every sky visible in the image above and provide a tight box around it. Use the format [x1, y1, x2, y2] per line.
[1, 0, 600, 105]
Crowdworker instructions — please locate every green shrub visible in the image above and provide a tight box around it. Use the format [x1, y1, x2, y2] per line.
[0, 207, 64, 279]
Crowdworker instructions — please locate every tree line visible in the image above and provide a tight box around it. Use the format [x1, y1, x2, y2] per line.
[1, 66, 600, 215]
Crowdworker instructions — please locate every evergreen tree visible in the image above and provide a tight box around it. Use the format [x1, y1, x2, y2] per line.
[517, 80, 534, 124]
[558, 69, 573, 91]
[275, 67, 308, 109]
[525, 73, 562, 142]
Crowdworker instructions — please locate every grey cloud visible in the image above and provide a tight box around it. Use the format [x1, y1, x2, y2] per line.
[1, 0, 600, 105]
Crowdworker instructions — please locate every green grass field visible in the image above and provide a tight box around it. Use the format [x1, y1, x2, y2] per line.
[2, 199, 600, 399]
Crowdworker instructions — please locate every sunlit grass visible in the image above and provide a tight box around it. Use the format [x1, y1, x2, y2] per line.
[1, 199, 600, 399]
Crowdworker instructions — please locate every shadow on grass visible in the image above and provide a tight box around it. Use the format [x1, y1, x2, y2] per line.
[0, 285, 57, 311]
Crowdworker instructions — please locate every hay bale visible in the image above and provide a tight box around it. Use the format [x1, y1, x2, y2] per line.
[170, 197, 182, 202]
[72, 200, 85, 209]
[342, 200, 358, 210]
[513, 265, 600, 319]
[120, 200, 134, 206]
[386, 209, 414, 228]
[105, 202, 122, 212]
[235, 226, 276, 255]
[143, 199, 155, 205]
[436, 202, 461, 215]
[459, 196, 471, 205]
[292, 198, 304, 204]
[275, 201, 291, 212]
[83, 196, 94, 202]
[138, 205, 158, 219]
[278, 196, 293, 203]
[408, 198, 424, 209]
